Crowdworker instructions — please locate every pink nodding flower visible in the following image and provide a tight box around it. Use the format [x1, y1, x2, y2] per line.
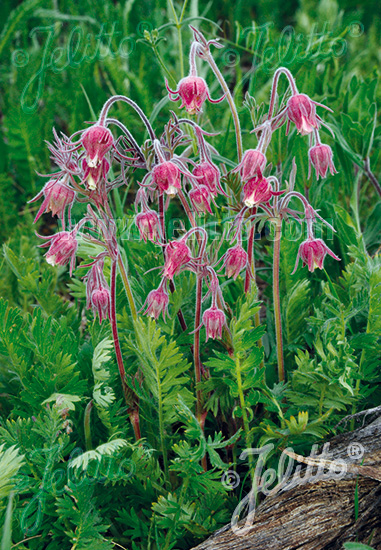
[84, 261, 110, 323]
[189, 185, 213, 214]
[163, 239, 192, 279]
[30, 178, 75, 224]
[152, 161, 181, 196]
[233, 149, 267, 181]
[292, 238, 340, 274]
[308, 144, 337, 179]
[38, 230, 78, 275]
[287, 94, 319, 135]
[81, 125, 114, 167]
[82, 158, 110, 190]
[91, 288, 111, 323]
[192, 162, 220, 196]
[142, 285, 170, 321]
[136, 209, 160, 243]
[166, 75, 224, 115]
[221, 245, 248, 280]
[202, 306, 226, 341]
[243, 176, 274, 208]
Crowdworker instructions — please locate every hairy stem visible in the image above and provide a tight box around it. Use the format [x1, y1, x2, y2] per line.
[194, 276, 203, 423]
[194, 274, 207, 471]
[204, 52, 243, 162]
[98, 95, 156, 141]
[235, 355, 253, 473]
[158, 194, 188, 331]
[110, 260, 141, 440]
[245, 221, 264, 368]
[364, 157, 381, 198]
[155, 353, 169, 482]
[268, 67, 298, 120]
[273, 218, 285, 382]
[84, 400, 93, 451]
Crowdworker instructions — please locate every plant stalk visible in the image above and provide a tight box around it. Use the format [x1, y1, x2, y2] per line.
[110, 260, 141, 440]
[273, 218, 285, 382]
[84, 400, 93, 451]
[158, 193, 188, 331]
[204, 52, 243, 162]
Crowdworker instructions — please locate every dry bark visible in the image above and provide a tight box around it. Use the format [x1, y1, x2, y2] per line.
[191, 412, 381, 550]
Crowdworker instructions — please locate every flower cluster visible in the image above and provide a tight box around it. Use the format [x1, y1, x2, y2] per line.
[29, 26, 341, 430]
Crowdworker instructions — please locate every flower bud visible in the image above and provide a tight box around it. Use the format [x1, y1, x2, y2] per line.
[192, 162, 220, 195]
[163, 239, 192, 279]
[177, 76, 208, 114]
[42, 231, 78, 275]
[82, 125, 114, 167]
[143, 286, 170, 321]
[152, 161, 181, 196]
[293, 238, 340, 273]
[202, 306, 226, 341]
[234, 149, 266, 181]
[189, 185, 213, 214]
[287, 94, 318, 135]
[136, 210, 160, 243]
[167, 75, 224, 114]
[222, 245, 248, 280]
[308, 144, 337, 179]
[91, 287, 110, 323]
[243, 176, 273, 207]
[32, 179, 76, 223]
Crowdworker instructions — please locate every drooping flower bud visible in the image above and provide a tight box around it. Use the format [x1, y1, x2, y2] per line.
[177, 76, 208, 114]
[292, 238, 340, 273]
[243, 176, 273, 208]
[166, 75, 225, 115]
[142, 285, 170, 321]
[202, 306, 226, 341]
[91, 287, 111, 323]
[81, 125, 114, 167]
[287, 94, 319, 135]
[221, 245, 248, 280]
[84, 260, 110, 323]
[192, 162, 220, 195]
[233, 149, 266, 181]
[189, 185, 213, 214]
[163, 239, 192, 279]
[31, 178, 76, 224]
[152, 161, 181, 196]
[39, 231, 78, 275]
[308, 144, 337, 179]
[136, 209, 160, 243]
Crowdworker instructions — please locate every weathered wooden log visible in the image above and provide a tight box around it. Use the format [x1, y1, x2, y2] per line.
[192, 412, 381, 550]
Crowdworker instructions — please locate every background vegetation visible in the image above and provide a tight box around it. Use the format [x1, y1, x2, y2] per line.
[0, 0, 380, 548]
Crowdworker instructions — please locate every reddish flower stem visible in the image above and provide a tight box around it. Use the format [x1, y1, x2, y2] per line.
[110, 259, 141, 440]
[244, 217, 264, 368]
[273, 218, 285, 382]
[178, 190, 207, 470]
[244, 219, 256, 294]
[194, 275, 207, 471]
[158, 194, 188, 332]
